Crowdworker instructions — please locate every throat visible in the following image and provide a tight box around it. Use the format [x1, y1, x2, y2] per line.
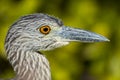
[8, 50, 51, 80]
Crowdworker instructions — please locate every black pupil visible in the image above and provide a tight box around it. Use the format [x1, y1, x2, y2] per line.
[43, 27, 48, 32]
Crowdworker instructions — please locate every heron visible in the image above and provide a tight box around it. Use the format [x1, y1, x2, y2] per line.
[4, 13, 109, 80]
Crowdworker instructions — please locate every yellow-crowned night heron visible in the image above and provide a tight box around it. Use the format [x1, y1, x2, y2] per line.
[4, 13, 109, 80]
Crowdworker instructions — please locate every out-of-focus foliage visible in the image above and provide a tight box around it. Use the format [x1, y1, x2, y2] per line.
[0, 0, 120, 80]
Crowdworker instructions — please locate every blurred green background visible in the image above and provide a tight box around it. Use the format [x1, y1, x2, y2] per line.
[0, 0, 120, 80]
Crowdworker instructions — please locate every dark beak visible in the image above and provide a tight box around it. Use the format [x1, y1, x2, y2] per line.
[58, 26, 110, 42]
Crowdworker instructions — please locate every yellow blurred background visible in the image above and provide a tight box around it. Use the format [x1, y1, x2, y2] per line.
[0, 0, 120, 80]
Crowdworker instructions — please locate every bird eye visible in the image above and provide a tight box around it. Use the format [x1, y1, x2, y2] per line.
[39, 25, 51, 35]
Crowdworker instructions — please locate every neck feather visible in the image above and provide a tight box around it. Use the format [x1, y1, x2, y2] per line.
[6, 46, 51, 80]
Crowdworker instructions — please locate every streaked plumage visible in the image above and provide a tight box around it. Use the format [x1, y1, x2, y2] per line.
[4, 13, 109, 80]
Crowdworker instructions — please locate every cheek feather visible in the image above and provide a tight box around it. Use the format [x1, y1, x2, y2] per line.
[44, 42, 69, 51]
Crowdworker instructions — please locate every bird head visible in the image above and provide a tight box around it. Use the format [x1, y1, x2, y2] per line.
[6, 13, 109, 51]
